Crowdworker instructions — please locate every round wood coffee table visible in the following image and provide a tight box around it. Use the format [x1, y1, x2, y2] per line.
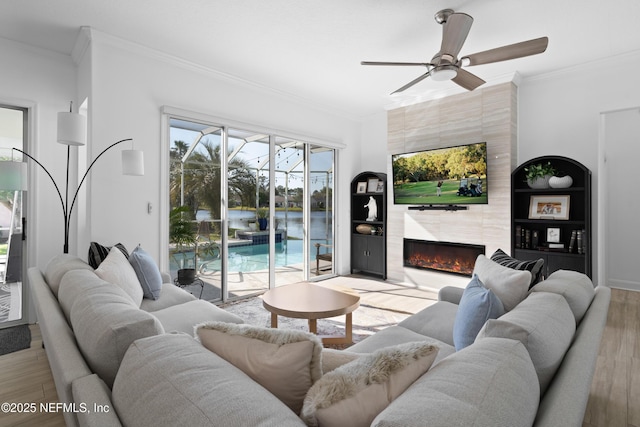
[262, 282, 360, 345]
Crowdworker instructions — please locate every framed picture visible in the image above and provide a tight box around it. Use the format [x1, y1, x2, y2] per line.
[529, 195, 570, 220]
[356, 181, 367, 194]
[367, 178, 379, 193]
[547, 227, 561, 243]
[375, 180, 384, 193]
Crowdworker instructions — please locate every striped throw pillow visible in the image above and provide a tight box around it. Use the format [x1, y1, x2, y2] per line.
[88, 241, 129, 269]
[490, 249, 544, 287]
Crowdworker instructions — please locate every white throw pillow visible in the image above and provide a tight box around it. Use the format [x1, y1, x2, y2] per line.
[95, 247, 143, 306]
[472, 254, 531, 311]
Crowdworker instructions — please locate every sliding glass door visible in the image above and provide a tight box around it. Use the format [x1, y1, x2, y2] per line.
[168, 116, 336, 302]
[0, 105, 27, 326]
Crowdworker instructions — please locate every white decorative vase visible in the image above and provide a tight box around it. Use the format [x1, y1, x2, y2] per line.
[548, 175, 573, 188]
[527, 175, 552, 189]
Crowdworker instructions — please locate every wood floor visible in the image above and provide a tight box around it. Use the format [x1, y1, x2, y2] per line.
[0, 285, 636, 427]
[583, 288, 640, 427]
[0, 324, 65, 426]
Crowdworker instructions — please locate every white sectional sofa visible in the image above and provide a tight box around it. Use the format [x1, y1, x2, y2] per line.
[29, 252, 610, 427]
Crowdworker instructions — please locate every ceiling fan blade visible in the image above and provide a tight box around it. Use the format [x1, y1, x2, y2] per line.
[361, 61, 430, 67]
[440, 13, 473, 58]
[391, 71, 432, 94]
[463, 36, 549, 66]
[451, 68, 486, 91]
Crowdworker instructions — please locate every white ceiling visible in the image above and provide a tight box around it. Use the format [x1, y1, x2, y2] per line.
[2, 0, 640, 119]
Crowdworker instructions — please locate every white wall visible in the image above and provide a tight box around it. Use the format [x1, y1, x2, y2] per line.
[518, 51, 640, 285]
[81, 29, 362, 271]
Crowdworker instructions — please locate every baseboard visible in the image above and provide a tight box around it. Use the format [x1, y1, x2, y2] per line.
[608, 279, 640, 292]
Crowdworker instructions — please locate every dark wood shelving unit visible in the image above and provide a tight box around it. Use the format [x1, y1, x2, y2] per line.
[351, 171, 387, 279]
[511, 156, 592, 279]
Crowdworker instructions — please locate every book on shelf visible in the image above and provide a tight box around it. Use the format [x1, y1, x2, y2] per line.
[577, 230, 583, 254]
[515, 225, 522, 248]
[532, 230, 539, 249]
[548, 243, 565, 249]
[568, 230, 577, 253]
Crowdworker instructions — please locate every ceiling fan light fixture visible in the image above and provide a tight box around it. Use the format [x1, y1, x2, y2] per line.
[431, 65, 458, 81]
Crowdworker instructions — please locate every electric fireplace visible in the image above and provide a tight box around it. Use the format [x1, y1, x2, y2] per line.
[403, 239, 485, 277]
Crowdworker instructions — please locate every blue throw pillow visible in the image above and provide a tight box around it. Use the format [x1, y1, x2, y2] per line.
[453, 274, 505, 351]
[129, 245, 163, 300]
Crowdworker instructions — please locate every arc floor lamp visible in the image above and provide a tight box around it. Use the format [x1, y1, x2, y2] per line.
[0, 102, 144, 253]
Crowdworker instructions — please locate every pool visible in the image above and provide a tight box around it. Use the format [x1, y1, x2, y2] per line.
[170, 240, 330, 274]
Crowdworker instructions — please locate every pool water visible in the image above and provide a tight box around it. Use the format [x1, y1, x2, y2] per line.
[171, 239, 329, 273]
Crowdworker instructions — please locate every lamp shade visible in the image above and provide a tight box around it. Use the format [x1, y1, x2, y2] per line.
[0, 161, 28, 191]
[57, 112, 87, 146]
[122, 150, 144, 176]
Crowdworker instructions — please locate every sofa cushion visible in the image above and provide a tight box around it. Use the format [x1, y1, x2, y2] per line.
[476, 292, 576, 394]
[196, 321, 323, 415]
[43, 254, 94, 298]
[371, 338, 539, 427]
[453, 275, 504, 351]
[95, 247, 143, 306]
[301, 341, 438, 427]
[397, 301, 458, 346]
[531, 269, 595, 324]
[69, 283, 164, 388]
[129, 245, 163, 300]
[473, 254, 531, 311]
[139, 283, 196, 312]
[88, 241, 128, 268]
[152, 299, 243, 334]
[58, 269, 109, 322]
[113, 334, 306, 427]
[347, 326, 455, 365]
[491, 248, 544, 287]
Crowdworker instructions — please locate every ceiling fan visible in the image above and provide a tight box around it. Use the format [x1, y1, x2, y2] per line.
[361, 9, 548, 94]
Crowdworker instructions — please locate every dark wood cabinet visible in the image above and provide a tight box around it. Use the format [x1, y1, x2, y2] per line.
[351, 171, 386, 279]
[511, 156, 592, 279]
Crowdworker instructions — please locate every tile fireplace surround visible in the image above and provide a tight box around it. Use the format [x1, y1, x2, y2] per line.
[385, 82, 517, 290]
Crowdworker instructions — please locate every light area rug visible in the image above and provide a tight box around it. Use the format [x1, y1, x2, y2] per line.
[221, 296, 411, 346]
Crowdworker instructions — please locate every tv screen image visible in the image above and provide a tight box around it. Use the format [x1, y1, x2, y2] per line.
[392, 142, 488, 205]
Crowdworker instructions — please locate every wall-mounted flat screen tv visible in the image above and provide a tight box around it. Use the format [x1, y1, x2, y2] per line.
[392, 142, 488, 205]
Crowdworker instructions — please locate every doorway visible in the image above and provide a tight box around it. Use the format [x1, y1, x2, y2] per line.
[0, 105, 26, 326]
[600, 107, 640, 290]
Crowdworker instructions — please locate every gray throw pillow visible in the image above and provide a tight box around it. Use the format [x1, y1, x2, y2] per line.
[129, 245, 163, 300]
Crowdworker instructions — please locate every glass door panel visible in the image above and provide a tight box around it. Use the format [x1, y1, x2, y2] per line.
[274, 137, 305, 286]
[169, 119, 223, 301]
[0, 105, 26, 326]
[309, 146, 334, 278]
[226, 128, 270, 297]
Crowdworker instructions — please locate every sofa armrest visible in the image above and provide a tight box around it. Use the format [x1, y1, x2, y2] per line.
[438, 286, 464, 305]
[161, 272, 171, 283]
[72, 374, 122, 427]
